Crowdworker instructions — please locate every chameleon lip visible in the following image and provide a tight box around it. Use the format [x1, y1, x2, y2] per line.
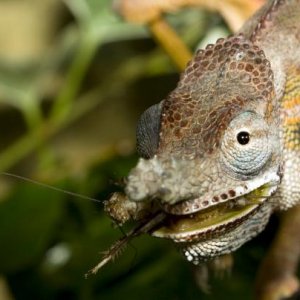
[162, 171, 280, 215]
[151, 182, 278, 243]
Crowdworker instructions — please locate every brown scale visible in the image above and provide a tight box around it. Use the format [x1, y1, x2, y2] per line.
[158, 35, 275, 158]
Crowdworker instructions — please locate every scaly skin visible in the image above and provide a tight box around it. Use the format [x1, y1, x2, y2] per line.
[104, 0, 300, 298]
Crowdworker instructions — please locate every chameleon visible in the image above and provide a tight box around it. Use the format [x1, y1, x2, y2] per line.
[100, 0, 300, 298]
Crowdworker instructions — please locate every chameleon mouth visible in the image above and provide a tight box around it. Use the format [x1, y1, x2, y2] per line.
[151, 183, 277, 243]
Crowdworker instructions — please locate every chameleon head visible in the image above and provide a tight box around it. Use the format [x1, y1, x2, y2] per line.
[125, 35, 282, 263]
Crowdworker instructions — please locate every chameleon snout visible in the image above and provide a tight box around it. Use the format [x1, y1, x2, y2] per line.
[125, 156, 214, 205]
[125, 156, 179, 203]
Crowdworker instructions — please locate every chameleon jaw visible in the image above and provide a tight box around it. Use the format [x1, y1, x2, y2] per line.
[151, 181, 278, 243]
[161, 170, 281, 215]
[91, 183, 276, 274]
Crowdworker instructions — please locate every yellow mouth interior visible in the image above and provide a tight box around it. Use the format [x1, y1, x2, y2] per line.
[153, 184, 273, 237]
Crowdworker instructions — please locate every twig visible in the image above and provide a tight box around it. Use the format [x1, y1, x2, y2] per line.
[149, 18, 192, 71]
[255, 205, 300, 299]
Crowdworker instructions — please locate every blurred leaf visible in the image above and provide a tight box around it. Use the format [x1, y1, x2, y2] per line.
[65, 0, 116, 24]
[0, 184, 64, 273]
[65, 0, 147, 43]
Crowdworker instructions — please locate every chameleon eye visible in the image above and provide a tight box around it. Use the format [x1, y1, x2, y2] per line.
[237, 131, 250, 145]
[221, 111, 272, 177]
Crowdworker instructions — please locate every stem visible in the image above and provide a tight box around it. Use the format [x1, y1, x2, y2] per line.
[0, 30, 101, 171]
[0, 127, 46, 171]
[21, 94, 43, 132]
[149, 18, 193, 71]
[20, 92, 50, 168]
[0, 91, 96, 171]
[0, 47, 171, 171]
[50, 31, 99, 123]
[255, 205, 300, 299]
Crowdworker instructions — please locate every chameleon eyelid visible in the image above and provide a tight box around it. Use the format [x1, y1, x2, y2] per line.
[136, 101, 163, 159]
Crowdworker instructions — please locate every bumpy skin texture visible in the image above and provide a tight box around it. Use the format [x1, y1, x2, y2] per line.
[107, 0, 300, 298]
[126, 1, 300, 263]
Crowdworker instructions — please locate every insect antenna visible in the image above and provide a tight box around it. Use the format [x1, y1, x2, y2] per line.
[1, 172, 102, 204]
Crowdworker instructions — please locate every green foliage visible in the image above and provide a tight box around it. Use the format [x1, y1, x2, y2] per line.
[0, 185, 64, 273]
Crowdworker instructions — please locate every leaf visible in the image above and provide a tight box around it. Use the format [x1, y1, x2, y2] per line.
[0, 184, 64, 273]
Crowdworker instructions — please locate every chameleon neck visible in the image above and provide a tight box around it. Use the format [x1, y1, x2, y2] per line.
[278, 66, 300, 209]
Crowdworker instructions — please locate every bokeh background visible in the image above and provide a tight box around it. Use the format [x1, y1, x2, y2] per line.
[0, 0, 294, 299]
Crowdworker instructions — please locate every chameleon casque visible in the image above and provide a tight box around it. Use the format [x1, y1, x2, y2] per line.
[102, 0, 300, 298]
